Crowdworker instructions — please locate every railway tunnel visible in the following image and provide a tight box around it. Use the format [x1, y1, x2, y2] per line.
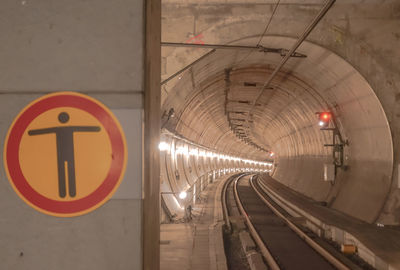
[159, 1, 400, 269]
[160, 0, 399, 227]
[0, 0, 399, 270]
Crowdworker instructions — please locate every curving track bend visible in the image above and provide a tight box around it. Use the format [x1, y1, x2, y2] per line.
[225, 174, 349, 270]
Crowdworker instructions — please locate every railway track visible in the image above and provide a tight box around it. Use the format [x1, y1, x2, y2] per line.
[222, 173, 351, 270]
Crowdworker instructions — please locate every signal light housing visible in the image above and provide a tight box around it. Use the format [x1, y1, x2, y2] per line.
[317, 112, 332, 128]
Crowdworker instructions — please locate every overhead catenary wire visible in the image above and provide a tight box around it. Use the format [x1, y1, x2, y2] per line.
[256, 0, 281, 47]
[228, 0, 281, 151]
[161, 0, 283, 86]
[161, 49, 216, 85]
[230, 0, 281, 69]
[245, 0, 336, 127]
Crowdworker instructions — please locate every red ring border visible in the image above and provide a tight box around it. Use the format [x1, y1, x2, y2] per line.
[5, 93, 126, 215]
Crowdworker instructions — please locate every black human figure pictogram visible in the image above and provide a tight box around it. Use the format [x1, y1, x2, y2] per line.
[28, 112, 100, 198]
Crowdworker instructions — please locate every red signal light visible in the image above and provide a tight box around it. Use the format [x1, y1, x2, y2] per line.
[321, 112, 331, 121]
[318, 112, 331, 128]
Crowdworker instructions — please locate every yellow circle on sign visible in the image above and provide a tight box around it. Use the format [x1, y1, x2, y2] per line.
[19, 107, 112, 201]
[3, 92, 127, 217]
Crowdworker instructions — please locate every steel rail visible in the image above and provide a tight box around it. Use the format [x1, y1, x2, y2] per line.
[233, 175, 281, 270]
[250, 176, 350, 270]
[221, 175, 234, 232]
[256, 177, 325, 233]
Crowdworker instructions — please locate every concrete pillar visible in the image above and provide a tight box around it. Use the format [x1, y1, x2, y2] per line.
[0, 0, 160, 269]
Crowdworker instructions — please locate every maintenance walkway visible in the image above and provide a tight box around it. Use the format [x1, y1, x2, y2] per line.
[160, 176, 228, 270]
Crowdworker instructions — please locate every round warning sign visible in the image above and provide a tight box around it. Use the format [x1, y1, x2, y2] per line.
[3, 92, 127, 217]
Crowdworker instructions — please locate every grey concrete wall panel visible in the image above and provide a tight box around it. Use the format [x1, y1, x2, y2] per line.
[0, 0, 144, 269]
[0, 0, 143, 92]
[0, 199, 141, 270]
[112, 109, 142, 200]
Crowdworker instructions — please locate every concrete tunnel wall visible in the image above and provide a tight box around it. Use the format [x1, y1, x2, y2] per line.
[161, 1, 400, 224]
[159, 133, 272, 221]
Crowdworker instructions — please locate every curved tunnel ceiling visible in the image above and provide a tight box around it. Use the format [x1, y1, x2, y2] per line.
[162, 36, 391, 160]
[162, 35, 393, 223]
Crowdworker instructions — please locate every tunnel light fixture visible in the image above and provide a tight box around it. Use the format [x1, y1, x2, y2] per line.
[179, 191, 187, 199]
[269, 152, 275, 157]
[176, 146, 188, 155]
[189, 148, 199, 156]
[159, 142, 170, 151]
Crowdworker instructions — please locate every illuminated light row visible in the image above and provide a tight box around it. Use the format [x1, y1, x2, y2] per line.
[158, 141, 273, 167]
[158, 141, 169, 151]
[175, 146, 188, 155]
[189, 149, 199, 156]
